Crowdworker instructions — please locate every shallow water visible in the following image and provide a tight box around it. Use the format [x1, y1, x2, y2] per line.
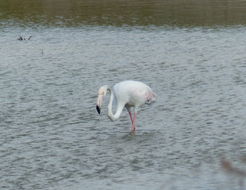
[1, 1, 246, 190]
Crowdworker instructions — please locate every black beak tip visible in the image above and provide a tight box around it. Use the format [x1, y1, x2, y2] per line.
[96, 105, 101, 114]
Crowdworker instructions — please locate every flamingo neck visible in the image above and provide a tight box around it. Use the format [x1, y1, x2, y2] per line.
[107, 88, 124, 121]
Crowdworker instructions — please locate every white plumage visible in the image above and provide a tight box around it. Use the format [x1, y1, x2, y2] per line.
[96, 80, 156, 132]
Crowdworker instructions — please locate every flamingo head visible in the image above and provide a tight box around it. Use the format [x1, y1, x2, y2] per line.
[96, 85, 108, 114]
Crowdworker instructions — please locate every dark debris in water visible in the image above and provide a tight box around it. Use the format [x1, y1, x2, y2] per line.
[221, 157, 246, 189]
[17, 36, 32, 41]
[221, 159, 246, 177]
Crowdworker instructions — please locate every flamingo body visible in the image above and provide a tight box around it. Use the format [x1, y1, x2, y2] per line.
[113, 80, 154, 106]
[96, 80, 156, 132]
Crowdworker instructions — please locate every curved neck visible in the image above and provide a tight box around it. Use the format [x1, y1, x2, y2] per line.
[107, 88, 124, 121]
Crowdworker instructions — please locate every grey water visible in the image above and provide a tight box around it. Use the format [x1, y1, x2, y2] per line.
[1, 0, 246, 190]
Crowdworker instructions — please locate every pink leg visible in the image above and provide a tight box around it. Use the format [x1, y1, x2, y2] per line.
[128, 111, 136, 132]
[128, 111, 133, 124]
[131, 113, 137, 132]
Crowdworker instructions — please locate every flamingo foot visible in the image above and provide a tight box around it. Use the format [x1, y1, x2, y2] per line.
[130, 129, 136, 135]
[131, 124, 136, 132]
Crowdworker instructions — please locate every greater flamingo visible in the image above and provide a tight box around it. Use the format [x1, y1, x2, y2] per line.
[96, 80, 156, 132]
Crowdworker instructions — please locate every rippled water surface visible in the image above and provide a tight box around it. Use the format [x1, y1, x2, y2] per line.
[1, 1, 246, 190]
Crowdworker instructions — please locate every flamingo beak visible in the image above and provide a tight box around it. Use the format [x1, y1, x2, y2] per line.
[96, 94, 103, 115]
[96, 105, 101, 114]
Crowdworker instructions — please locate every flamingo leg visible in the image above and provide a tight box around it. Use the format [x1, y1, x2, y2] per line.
[128, 111, 133, 124]
[131, 112, 137, 132]
[128, 110, 136, 132]
[127, 106, 134, 131]
[127, 106, 137, 133]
